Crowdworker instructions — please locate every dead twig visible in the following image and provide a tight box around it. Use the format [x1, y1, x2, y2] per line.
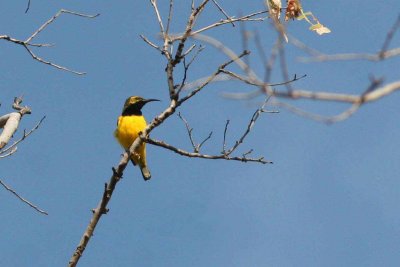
[177, 112, 213, 153]
[1, 9, 99, 74]
[25, 0, 31, 13]
[296, 14, 400, 62]
[145, 137, 271, 164]
[0, 116, 46, 157]
[0, 179, 48, 215]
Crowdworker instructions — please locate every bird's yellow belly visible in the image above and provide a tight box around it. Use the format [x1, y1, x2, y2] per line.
[115, 115, 147, 149]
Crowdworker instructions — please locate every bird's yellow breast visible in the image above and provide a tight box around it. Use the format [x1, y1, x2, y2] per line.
[114, 115, 147, 150]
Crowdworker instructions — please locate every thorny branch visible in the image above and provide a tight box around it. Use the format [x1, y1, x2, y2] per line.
[0, 9, 99, 75]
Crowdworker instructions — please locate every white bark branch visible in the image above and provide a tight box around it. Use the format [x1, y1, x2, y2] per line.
[0, 112, 21, 149]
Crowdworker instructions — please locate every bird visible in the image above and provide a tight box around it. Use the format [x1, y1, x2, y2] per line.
[114, 96, 159, 181]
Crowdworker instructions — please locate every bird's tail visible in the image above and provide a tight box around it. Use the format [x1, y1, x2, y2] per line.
[130, 158, 151, 181]
[140, 166, 151, 181]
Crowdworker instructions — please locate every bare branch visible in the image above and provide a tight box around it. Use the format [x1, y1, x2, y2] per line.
[296, 15, 400, 62]
[179, 50, 250, 104]
[0, 147, 17, 158]
[176, 45, 204, 95]
[222, 119, 230, 154]
[198, 131, 213, 151]
[25, 0, 31, 13]
[2, 113, 22, 133]
[210, 0, 235, 27]
[379, 14, 400, 56]
[273, 100, 362, 124]
[172, 11, 267, 41]
[299, 47, 400, 62]
[149, 0, 166, 39]
[225, 97, 270, 155]
[25, 9, 99, 43]
[193, 29, 400, 123]
[145, 137, 271, 164]
[0, 116, 46, 156]
[140, 34, 163, 52]
[172, 0, 210, 66]
[177, 112, 213, 153]
[69, 3, 270, 266]
[191, 34, 259, 80]
[23, 45, 86, 75]
[178, 112, 197, 151]
[1, 9, 99, 74]
[69, 152, 128, 267]
[166, 0, 174, 35]
[0, 179, 48, 215]
[0, 98, 30, 149]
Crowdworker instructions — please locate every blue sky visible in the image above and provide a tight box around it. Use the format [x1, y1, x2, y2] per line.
[1, 1, 400, 266]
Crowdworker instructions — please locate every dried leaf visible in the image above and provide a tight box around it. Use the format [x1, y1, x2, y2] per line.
[285, 0, 302, 21]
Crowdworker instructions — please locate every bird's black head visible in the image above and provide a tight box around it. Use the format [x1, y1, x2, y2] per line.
[121, 96, 160, 116]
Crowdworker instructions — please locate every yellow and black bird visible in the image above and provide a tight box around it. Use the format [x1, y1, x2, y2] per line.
[114, 96, 159, 180]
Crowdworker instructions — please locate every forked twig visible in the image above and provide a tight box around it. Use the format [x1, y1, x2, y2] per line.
[177, 112, 213, 153]
[211, 0, 235, 27]
[0, 116, 46, 157]
[1, 9, 99, 74]
[145, 137, 271, 164]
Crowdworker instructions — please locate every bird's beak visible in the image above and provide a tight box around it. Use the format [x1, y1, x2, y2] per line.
[143, 98, 160, 104]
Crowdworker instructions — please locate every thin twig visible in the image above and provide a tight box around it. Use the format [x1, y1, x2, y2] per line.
[295, 14, 400, 63]
[25, 0, 31, 13]
[225, 97, 270, 155]
[172, 11, 267, 40]
[273, 99, 362, 124]
[179, 50, 250, 104]
[0, 116, 46, 156]
[166, 0, 174, 35]
[176, 45, 204, 95]
[198, 131, 213, 152]
[379, 14, 400, 58]
[1, 9, 99, 75]
[222, 119, 230, 153]
[149, 0, 166, 39]
[25, 9, 99, 43]
[211, 0, 235, 27]
[219, 69, 305, 89]
[23, 45, 86, 75]
[177, 112, 197, 151]
[177, 112, 213, 153]
[0, 179, 48, 215]
[0, 147, 17, 158]
[191, 34, 259, 80]
[140, 34, 163, 52]
[145, 137, 272, 164]
[172, 0, 210, 66]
